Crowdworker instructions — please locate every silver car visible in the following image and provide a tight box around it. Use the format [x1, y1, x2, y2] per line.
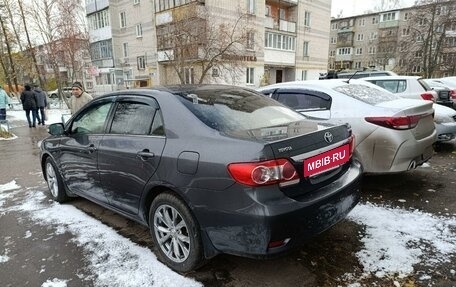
[258, 79, 436, 174]
[364, 75, 456, 142]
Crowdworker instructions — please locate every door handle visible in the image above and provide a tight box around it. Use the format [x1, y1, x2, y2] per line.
[87, 144, 97, 154]
[137, 149, 155, 160]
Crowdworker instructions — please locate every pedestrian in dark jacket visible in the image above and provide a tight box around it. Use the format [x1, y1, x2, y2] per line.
[20, 84, 38, 128]
[34, 85, 48, 125]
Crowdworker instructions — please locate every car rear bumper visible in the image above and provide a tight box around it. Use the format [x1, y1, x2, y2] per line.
[436, 122, 456, 141]
[195, 160, 362, 258]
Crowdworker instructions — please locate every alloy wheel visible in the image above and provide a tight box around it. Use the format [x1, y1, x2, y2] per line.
[46, 162, 59, 198]
[153, 204, 191, 263]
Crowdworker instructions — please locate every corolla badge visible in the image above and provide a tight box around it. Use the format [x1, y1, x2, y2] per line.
[278, 146, 293, 153]
[324, 132, 334, 143]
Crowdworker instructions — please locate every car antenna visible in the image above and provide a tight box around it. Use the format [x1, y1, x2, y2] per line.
[344, 70, 360, 84]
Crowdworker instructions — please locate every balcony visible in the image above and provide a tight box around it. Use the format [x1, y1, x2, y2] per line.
[378, 20, 399, 29]
[338, 26, 355, 33]
[264, 49, 295, 66]
[265, 17, 296, 33]
[86, 0, 109, 15]
[335, 55, 353, 62]
[266, 0, 298, 7]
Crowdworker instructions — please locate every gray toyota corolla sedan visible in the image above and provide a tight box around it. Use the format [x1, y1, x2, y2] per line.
[40, 85, 362, 272]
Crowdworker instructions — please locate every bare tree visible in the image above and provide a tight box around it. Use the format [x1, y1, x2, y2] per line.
[0, 7, 19, 92]
[398, 0, 454, 77]
[157, 5, 257, 84]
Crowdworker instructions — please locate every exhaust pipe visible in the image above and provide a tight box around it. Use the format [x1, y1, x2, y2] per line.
[408, 160, 416, 170]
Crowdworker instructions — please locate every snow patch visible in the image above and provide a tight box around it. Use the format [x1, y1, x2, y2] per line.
[0, 180, 20, 192]
[24, 230, 32, 239]
[348, 202, 456, 278]
[8, 185, 202, 287]
[41, 278, 68, 287]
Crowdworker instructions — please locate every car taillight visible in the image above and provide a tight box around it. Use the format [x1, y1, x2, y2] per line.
[421, 93, 435, 102]
[365, 115, 422, 130]
[228, 159, 299, 187]
[450, 89, 456, 100]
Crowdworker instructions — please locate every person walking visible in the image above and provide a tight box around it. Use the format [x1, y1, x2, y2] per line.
[34, 85, 48, 125]
[0, 85, 11, 121]
[20, 84, 38, 128]
[69, 81, 93, 114]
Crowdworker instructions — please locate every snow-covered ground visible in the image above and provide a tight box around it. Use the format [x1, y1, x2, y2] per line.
[1, 179, 455, 286]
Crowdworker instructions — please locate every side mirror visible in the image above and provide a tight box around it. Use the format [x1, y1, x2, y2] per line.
[48, 123, 65, 136]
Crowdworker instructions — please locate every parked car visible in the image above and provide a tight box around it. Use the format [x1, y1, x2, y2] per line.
[425, 77, 456, 106]
[320, 70, 396, 80]
[364, 75, 456, 142]
[258, 79, 436, 174]
[48, 87, 73, 99]
[40, 85, 362, 272]
[362, 75, 438, 102]
[422, 79, 454, 108]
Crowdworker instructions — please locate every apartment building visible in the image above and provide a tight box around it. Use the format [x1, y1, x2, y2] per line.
[328, 1, 456, 77]
[86, 0, 331, 92]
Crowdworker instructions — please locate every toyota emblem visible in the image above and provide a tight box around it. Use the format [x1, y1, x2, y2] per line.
[324, 132, 333, 143]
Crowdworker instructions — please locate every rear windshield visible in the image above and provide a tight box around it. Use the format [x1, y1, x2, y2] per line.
[175, 88, 306, 133]
[334, 84, 399, 105]
[418, 79, 432, 91]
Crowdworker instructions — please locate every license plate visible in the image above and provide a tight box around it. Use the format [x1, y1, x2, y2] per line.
[303, 144, 350, 177]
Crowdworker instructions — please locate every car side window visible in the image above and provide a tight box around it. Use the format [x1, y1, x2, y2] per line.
[110, 102, 156, 135]
[71, 102, 113, 134]
[151, 110, 165, 136]
[277, 93, 331, 111]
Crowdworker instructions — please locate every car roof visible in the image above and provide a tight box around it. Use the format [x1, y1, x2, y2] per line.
[257, 79, 381, 92]
[362, 75, 421, 80]
[96, 85, 257, 99]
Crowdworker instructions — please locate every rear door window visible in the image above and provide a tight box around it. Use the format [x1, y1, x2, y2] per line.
[275, 91, 331, 111]
[109, 98, 161, 136]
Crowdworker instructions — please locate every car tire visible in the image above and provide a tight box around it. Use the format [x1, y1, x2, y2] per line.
[149, 192, 205, 272]
[45, 157, 69, 203]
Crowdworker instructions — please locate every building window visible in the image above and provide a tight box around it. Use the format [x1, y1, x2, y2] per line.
[265, 32, 296, 51]
[90, 39, 113, 60]
[123, 43, 128, 58]
[358, 19, 365, 26]
[246, 32, 255, 50]
[368, 46, 376, 54]
[134, 0, 140, 4]
[89, 9, 110, 30]
[402, 28, 410, 36]
[337, 47, 352, 55]
[372, 17, 378, 24]
[381, 12, 396, 22]
[304, 11, 311, 27]
[184, 67, 194, 84]
[354, 62, 362, 69]
[370, 32, 377, 40]
[331, 37, 337, 44]
[247, 0, 255, 14]
[246, 67, 254, 84]
[356, 48, 363, 55]
[136, 23, 143, 37]
[404, 12, 409, 20]
[137, 56, 146, 70]
[303, 41, 309, 57]
[301, 70, 308, 80]
[357, 34, 364, 41]
[329, 50, 336, 57]
[416, 34, 424, 42]
[415, 51, 422, 58]
[120, 12, 126, 28]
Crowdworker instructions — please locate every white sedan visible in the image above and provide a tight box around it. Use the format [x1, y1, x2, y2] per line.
[258, 79, 436, 174]
[363, 75, 456, 142]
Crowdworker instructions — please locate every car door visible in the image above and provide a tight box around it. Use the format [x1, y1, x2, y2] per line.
[97, 95, 166, 215]
[58, 99, 114, 202]
[273, 88, 332, 120]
